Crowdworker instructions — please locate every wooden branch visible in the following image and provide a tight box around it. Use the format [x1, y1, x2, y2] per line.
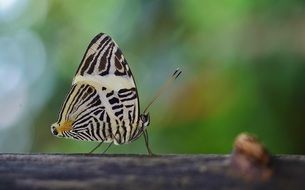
[0, 154, 304, 190]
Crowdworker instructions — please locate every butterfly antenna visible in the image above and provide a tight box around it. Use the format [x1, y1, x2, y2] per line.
[143, 129, 154, 156]
[143, 68, 182, 114]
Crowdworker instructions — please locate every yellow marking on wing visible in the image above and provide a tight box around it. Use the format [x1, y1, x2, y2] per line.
[57, 120, 73, 133]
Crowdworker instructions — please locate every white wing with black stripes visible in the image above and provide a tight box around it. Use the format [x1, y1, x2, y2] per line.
[50, 33, 147, 145]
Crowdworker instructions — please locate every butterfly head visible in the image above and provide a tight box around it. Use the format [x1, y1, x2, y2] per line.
[140, 113, 150, 127]
[50, 120, 73, 138]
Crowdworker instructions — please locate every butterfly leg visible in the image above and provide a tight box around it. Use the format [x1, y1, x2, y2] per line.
[102, 142, 113, 154]
[99, 132, 117, 154]
[143, 130, 154, 156]
[89, 142, 103, 154]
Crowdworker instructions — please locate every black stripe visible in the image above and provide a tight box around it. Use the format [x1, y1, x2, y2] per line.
[72, 86, 97, 114]
[93, 117, 104, 141]
[118, 88, 135, 94]
[68, 131, 80, 139]
[120, 94, 137, 102]
[79, 131, 92, 141]
[131, 126, 138, 140]
[102, 122, 107, 139]
[114, 69, 126, 76]
[75, 33, 104, 75]
[74, 112, 95, 128]
[106, 113, 111, 123]
[62, 131, 67, 137]
[122, 120, 127, 143]
[100, 43, 114, 76]
[98, 35, 111, 49]
[89, 95, 102, 106]
[93, 109, 102, 116]
[65, 84, 86, 120]
[109, 97, 119, 105]
[99, 110, 105, 121]
[125, 104, 134, 108]
[118, 91, 134, 98]
[74, 95, 101, 119]
[106, 90, 114, 98]
[66, 84, 87, 116]
[128, 110, 132, 123]
[115, 48, 123, 61]
[112, 104, 123, 110]
[76, 132, 87, 141]
[89, 122, 99, 141]
[97, 40, 111, 72]
[87, 38, 112, 74]
[74, 107, 102, 127]
[83, 35, 111, 75]
[75, 106, 103, 124]
[128, 123, 133, 142]
[73, 122, 89, 131]
[108, 123, 113, 140]
[115, 130, 121, 144]
[84, 129, 95, 141]
[132, 104, 136, 123]
[107, 114, 112, 137]
[80, 54, 94, 75]
[75, 90, 100, 113]
[58, 84, 77, 123]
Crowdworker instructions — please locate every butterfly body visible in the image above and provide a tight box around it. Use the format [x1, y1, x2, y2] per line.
[51, 33, 150, 146]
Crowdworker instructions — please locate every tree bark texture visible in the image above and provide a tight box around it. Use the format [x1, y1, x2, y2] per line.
[0, 154, 304, 190]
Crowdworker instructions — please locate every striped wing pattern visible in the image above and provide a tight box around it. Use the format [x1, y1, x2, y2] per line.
[51, 33, 145, 145]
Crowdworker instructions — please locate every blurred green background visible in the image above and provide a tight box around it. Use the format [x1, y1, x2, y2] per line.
[0, 0, 304, 154]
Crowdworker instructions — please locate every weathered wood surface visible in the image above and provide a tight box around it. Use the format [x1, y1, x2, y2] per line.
[0, 154, 304, 190]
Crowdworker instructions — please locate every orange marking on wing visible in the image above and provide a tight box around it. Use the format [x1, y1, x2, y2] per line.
[57, 120, 73, 133]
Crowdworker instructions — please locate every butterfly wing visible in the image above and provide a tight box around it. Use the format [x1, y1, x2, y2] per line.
[52, 33, 141, 144]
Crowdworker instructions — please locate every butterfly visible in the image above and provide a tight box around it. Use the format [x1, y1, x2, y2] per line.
[50, 33, 181, 155]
